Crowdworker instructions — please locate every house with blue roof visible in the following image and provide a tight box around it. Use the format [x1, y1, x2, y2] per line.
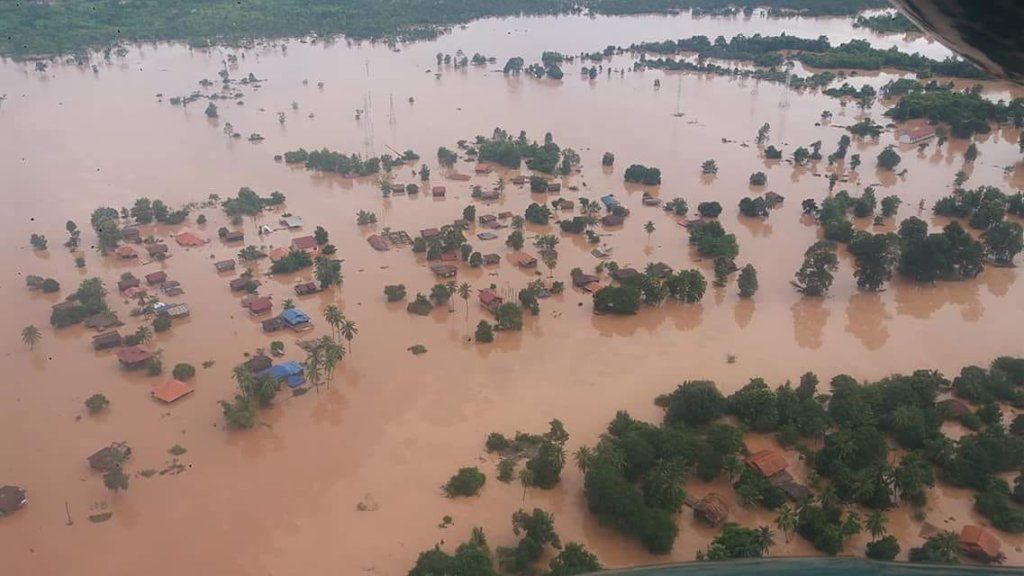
[280, 308, 312, 330]
[260, 361, 306, 388]
[601, 194, 619, 209]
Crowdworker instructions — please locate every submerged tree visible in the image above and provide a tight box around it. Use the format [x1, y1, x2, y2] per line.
[795, 241, 839, 296]
[21, 325, 41, 350]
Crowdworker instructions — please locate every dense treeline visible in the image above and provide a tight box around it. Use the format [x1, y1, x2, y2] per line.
[633, 35, 985, 80]
[0, 0, 889, 58]
[472, 128, 577, 174]
[853, 12, 917, 34]
[574, 356, 1024, 559]
[885, 91, 1024, 138]
[283, 148, 418, 176]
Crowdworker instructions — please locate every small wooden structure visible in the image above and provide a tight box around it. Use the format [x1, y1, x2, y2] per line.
[610, 268, 640, 282]
[214, 259, 236, 273]
[547, 182, 561, 193]
[121, 227, 141, 243]
[222, 230, 245, 243]
[269, 247, 290, 262]
[482, 253, 501, 265]
[175, 231, 207, 247]
[474, 165, 493, 175]
[691, 493, 730, 526]
[117, 274, 140, 292]
[420, 228, 441, 239]
[432, 186, 447, 197]
[367, 235, 389, 251]
[245, 354, 273, 372]
[152, 379, 195, 403]
[92, 331, 122, 351]
[84, 312, 122, 331]
[898, 125, 936, 145]
[229, 277, 259, 292]
[648, 262, 673, 279]
[479, 214, 498, 226]
[510, 175, 526, 185]
[573, 273, 600, 288]
[261, 317, 286, 333]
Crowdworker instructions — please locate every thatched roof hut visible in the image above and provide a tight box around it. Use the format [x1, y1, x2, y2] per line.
[693, 493, 730, 526]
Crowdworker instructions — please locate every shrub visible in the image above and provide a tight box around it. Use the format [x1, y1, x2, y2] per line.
[41, 278, 61, 293]
[384, 284, 406, 302]
[866, 536, 901, 560]
[172, 363, 196, 380]
[475, 321, 495, 343]
[153, 316, 172, 332]
[146, 359, 163, 376]
[85, 393, 109, 414]
[444, 467, 486, 497]
[602, 152, 615, 166]
[624, 164, 661, 185]
[749, 172, 767, 186]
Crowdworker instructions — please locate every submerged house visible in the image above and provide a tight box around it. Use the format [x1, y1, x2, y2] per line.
[479, 289, 504, 313]
[291, 235, 319, 255]
[214, 259, 236, 273]
[260, 361, 306, 388]
[145, 243, 169, 258]
[151, 379, 195, 404]
[84, 312, 122, 331]
[482, 253, 501, 265]
[117, 346, 154, 369]
[600, 194, 620, 210]
[280, 215, 304, 229]
[420, 228, 441, 240]
[601, 214, 624, 227]
[367, 234, 389, 251]
[281, 308, 313, 331]
[222, 229, 245, 243]
[92, 331, 122, 351]
[898, 125, 936, 145]
[294, 281, 320, 296]
[154, 302, 190, 319]
[692, 493, 730, 526]
[115, 245, 138, 259]
[746, 450, 788, 478]
[117, 274, 140, 293]
[245, 354, 273, 373]
[432, 186, 447, 197]
[145, 270, 168, 285]
[610, 268, 640, 282]
[248, 297, 273, 315]
[430, 263, 458, 278]
[0, 485, 27, 516]
[175, 231, 207, 247]
[960, 525, 1004, 563]
[261, 316, 286, 333]
[508, 252, 538, 268]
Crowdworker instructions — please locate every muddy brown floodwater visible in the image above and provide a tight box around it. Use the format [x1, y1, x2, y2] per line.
[1, 11, 1023, 576]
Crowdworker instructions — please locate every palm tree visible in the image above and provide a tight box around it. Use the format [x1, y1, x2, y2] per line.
[518, 468, 535, 504]
[867, 510, 888, 542]
[305, 345, 323, 394]
[774, 505, 796, 543]
[931, 530, 962, 561]
[135, 325, 153, 345]
[756, 526, 775, 556]
[323, 304, 343, 342]
[574, 446, 593, 473]
[21, 325, 41, 350]
[321, 339, 344, 388]
[542, 251, 557, 279]
[445, 281, 457, 313]
[644, 220, 655, 242]
[282, 298, 295, 310]
[457, 282, 472, 324]
[842, 512, 863, 539]
[818, 486, 839, 511]
[339, 318, 358, 354]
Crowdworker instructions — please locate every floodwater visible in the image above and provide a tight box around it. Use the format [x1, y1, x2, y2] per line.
[1, 11, 1023, 576]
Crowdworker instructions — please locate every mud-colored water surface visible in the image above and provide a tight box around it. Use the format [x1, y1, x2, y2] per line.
[1, 11, 1023, 576]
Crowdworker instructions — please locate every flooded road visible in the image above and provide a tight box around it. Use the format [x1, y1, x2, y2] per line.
[1, 11, 1022, 576]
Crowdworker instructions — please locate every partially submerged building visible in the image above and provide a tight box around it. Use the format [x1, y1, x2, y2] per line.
[260, 361, 306, 388]
[152, 379, 195, 404]
[117, 346, 154, 369]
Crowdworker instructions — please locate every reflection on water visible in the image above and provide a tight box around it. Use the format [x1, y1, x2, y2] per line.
[0, 9, 1023, 576]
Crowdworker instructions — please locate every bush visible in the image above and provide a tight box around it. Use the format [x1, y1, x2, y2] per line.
[624, 164, 661, 185]
[384, 284, 406, 302]
[526, 440, 565, 488]
[697, 201, 722, 217]
[495, 303, 523, 330]
[602, 152, 615, 166]
[593, 285, 640, 315]
[219, 395, 257, 429]
[444, 467, 486, 497]
[475, 321, 495, 342]
[85, 393, 109, 414]
[146, 359, 163, 376]
[733, 468, 786, 509]
[749, 172, 767, 186]
[866, 536, 901, 560]
[41, 278, 61, 293]
[172, 363, 196, 380]
[664, 381, 726, 427]
[153, 316, 172, 332]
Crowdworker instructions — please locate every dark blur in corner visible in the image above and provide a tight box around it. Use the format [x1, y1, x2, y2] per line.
[890, 0, 1024, 83]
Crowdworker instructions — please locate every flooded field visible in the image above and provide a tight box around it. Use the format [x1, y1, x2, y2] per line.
[1, 10, 1022, 576]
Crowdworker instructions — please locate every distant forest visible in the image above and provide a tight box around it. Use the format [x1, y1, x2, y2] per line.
[1, 0, 888, 58]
